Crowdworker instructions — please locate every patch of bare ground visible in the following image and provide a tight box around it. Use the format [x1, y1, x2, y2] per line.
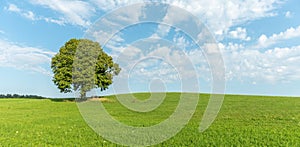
[88, 97, 115, 103]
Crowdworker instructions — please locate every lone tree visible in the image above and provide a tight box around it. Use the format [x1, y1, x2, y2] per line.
[51, 39, 121, 98]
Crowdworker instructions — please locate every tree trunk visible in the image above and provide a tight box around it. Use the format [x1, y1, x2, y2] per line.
[77, 90, 87, 102]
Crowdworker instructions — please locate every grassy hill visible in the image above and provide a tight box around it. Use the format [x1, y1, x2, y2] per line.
[0, 93, 299, 146]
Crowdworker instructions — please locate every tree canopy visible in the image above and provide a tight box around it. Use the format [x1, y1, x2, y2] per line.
[51, 39, 121, 98]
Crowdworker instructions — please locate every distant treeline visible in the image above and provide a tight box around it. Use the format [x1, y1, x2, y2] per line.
[0, 94, 45, 99]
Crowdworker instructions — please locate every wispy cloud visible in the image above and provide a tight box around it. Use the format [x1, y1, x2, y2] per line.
[6, 4, 36, 20]
[90, 0, 139, 11]
[0, 39, 55, 76]
[5, 3, 65, 25]
[5, 0, 281, 32]
[29, 0, 95, 27]
[7, 3, 21, 12]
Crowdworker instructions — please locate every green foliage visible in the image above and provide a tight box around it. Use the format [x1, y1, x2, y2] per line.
[0, 93, 299, 146]
[0, 94, 45, 99]
[51, 39, 121, 97]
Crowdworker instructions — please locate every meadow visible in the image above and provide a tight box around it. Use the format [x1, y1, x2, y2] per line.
[0, 93, 299, 146]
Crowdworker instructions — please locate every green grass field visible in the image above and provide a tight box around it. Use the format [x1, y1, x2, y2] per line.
[1, 93, 300, 146]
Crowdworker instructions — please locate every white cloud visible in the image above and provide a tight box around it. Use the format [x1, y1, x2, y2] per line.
[0, 39, 55, 76]
[86, 3, 145, 49]
[8, 0, 292, 84]
[47, 0, 281, 37]
[91, 0, 139, 12]
[150, 24, 171, 39]
[6, 3, 64, 25]
[227, 42, 244, 52]
[221, 43, 300, 83]
[258, 34, 268, 45]
[113, 42, 201, 84]
[173, 35, 191, 50]
[87, 0, 299, 86]
[6, 4, 36, 21]
[7, 4, 21, 12]
[161, 0, 281, 39]
[91, 29, 127, 57]
[23, 11, 35, 20]
[257, 25, 300, 48]
[43, 17, 65, 25]
[228, 27, 251, 41]
[30, 0, 95, 27]
[7, 0, 282, 32]
[128, 57, 180, 83]
[117, 41, 300, 85]
[285, 11, 292, 18]
[201, 43, 220, 54]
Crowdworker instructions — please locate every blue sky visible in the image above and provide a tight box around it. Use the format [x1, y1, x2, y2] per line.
[0, 0, 300, 98]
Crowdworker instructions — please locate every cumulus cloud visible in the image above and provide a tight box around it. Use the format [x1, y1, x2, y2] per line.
[161, 0, 281, 38]
[0, 39, 55, 75]
[257, 25, 300, 48]
[8, 0, 281, 35]
[128, 57, 180, 83]
[113, 39, 201, 85]
[115, 40, 300, 85]
[87, 0, 299, 86]
[6, 0, 297, 85]
[221, 43, 300, 83]
[173, 35, 191, 50]
[228, 27, 251, 41]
